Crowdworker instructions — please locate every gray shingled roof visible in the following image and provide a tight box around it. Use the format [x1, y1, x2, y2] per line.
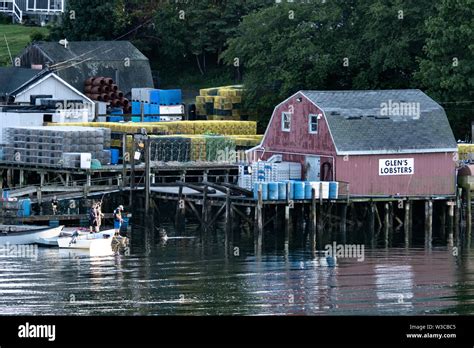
[20, 41, 154, 95]
[34, 41, 150, 62]
[301, 90, 457, 154]
[0, 67, 41, 96]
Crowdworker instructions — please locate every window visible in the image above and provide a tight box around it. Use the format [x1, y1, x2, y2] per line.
[309, 114, 319, 134]
[282, 112, 291, 132]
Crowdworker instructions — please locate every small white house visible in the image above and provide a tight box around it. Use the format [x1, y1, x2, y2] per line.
[12, 71, 94, 109]
[0, 69, 95, 141]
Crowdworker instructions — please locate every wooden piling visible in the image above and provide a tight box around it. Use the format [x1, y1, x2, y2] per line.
[129, 137, 136, 207]
[439, 202, 446, 242]
[425, 200, 433, 247]
[175, 185, 184, 229]
[19, 170, 24, 187]
[6, 169, 12, 188]
[144, 138, 151, 214]
[467, 188, 472, 240]
[310, 187, 317, 253]
[202, 185, 209, 230]
[121, 133, 127, 189]
[339, 203, 347, 244]
[225, 188, 231, 236]
[369, 202, 375, 243]
[39, 172, 45, 187]
[448, 201, 454, 245]
[404, 200, 411, 246]
[255, 184, 263, 249]
[384, 203, 390, 245]
[455, 188, 461, 242]
[284, 182, 291, 246]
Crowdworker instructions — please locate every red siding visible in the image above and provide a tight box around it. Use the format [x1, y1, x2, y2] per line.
[335, 153, 456, 196]
[254, 92, 456, 197]
[261, 92, 336, 156]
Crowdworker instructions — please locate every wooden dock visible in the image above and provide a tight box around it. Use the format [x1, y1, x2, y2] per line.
[144, 180, 465, 253]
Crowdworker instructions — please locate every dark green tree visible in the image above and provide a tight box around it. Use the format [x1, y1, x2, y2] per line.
[223, 0, 440, 123]
[415, 0, 474, 140]
[349, 0, 436, 89]
[222, 1, 357, 122]
[152, 0, 268, 75]
[50, 0, 128, 41]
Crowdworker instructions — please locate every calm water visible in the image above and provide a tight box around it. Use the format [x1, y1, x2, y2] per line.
[0, 222, 473, 316]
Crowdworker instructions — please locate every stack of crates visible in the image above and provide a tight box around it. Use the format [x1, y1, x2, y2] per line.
[131, 88, 183, 122]
[196, 85, 244, 120]
[249, 161, 302, 184]
[1, 126, 112, 168]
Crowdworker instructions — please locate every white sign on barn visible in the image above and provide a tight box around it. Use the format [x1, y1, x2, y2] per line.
[379, 158, 414, 176]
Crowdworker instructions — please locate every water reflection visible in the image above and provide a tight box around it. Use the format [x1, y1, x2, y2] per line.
[375, 265, 414, 312]
[0, 222, 472, 315]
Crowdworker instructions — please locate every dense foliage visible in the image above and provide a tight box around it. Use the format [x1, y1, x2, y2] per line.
[49, 0, 472, 138]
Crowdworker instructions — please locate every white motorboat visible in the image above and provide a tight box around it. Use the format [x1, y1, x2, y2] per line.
[57, 229, 115, 250]
[0, 225, 64, 245]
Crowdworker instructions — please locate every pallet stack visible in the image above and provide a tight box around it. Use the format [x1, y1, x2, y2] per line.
[50, 121, 258, 136]
[196, 85, 244, 120]
[1, 126, 112, 168]
[84, 77, 131, 114]
[131, 88, 183, 122]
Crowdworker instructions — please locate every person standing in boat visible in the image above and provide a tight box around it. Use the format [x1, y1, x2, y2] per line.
[113, 205, 124, 236]
[95, 202, 104, 232]
[51, 196, 59, 215]
[89, 203, 98, 233]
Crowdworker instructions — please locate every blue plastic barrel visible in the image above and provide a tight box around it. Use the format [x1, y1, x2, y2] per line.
[268, 182, 279, 200]
[293, 182, 305, 200]
[278, 182, 287, 200]
[18, 199, 31, 217]
[304, 182, 313, 199]
[329, 182, 339, 199]
[253, 182, 268, 200]
[110, 149, 120, 165]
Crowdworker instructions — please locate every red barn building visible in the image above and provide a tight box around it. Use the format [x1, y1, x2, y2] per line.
[249, 90, 458, 197]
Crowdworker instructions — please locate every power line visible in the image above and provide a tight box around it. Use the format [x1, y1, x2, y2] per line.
[48, 16, 155, 72]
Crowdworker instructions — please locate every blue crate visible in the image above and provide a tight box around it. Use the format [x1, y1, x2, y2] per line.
[143, 103, 152, 115]
[160, 89, 182, 105]
[132, 101, 141, 115]
[149, 104, 160, 115]
[150, 89, 160, 104]
[131, 116, 141, 122]
[108, 116, 124, 122]
[110, 108, 124, 115]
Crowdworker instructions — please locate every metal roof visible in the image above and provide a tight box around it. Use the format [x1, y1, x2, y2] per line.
[301, 90, 458, 154]
[33, 41, 150, 62]
[0, 67, 41, 96]
[20, 41, 154, 95]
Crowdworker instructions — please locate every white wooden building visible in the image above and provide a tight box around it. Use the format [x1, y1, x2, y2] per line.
[0, 0, 64, 23]
[0, 69, 95, 141]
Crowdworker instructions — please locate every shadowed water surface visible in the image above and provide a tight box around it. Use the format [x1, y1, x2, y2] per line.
[0, 222, 473, 315]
